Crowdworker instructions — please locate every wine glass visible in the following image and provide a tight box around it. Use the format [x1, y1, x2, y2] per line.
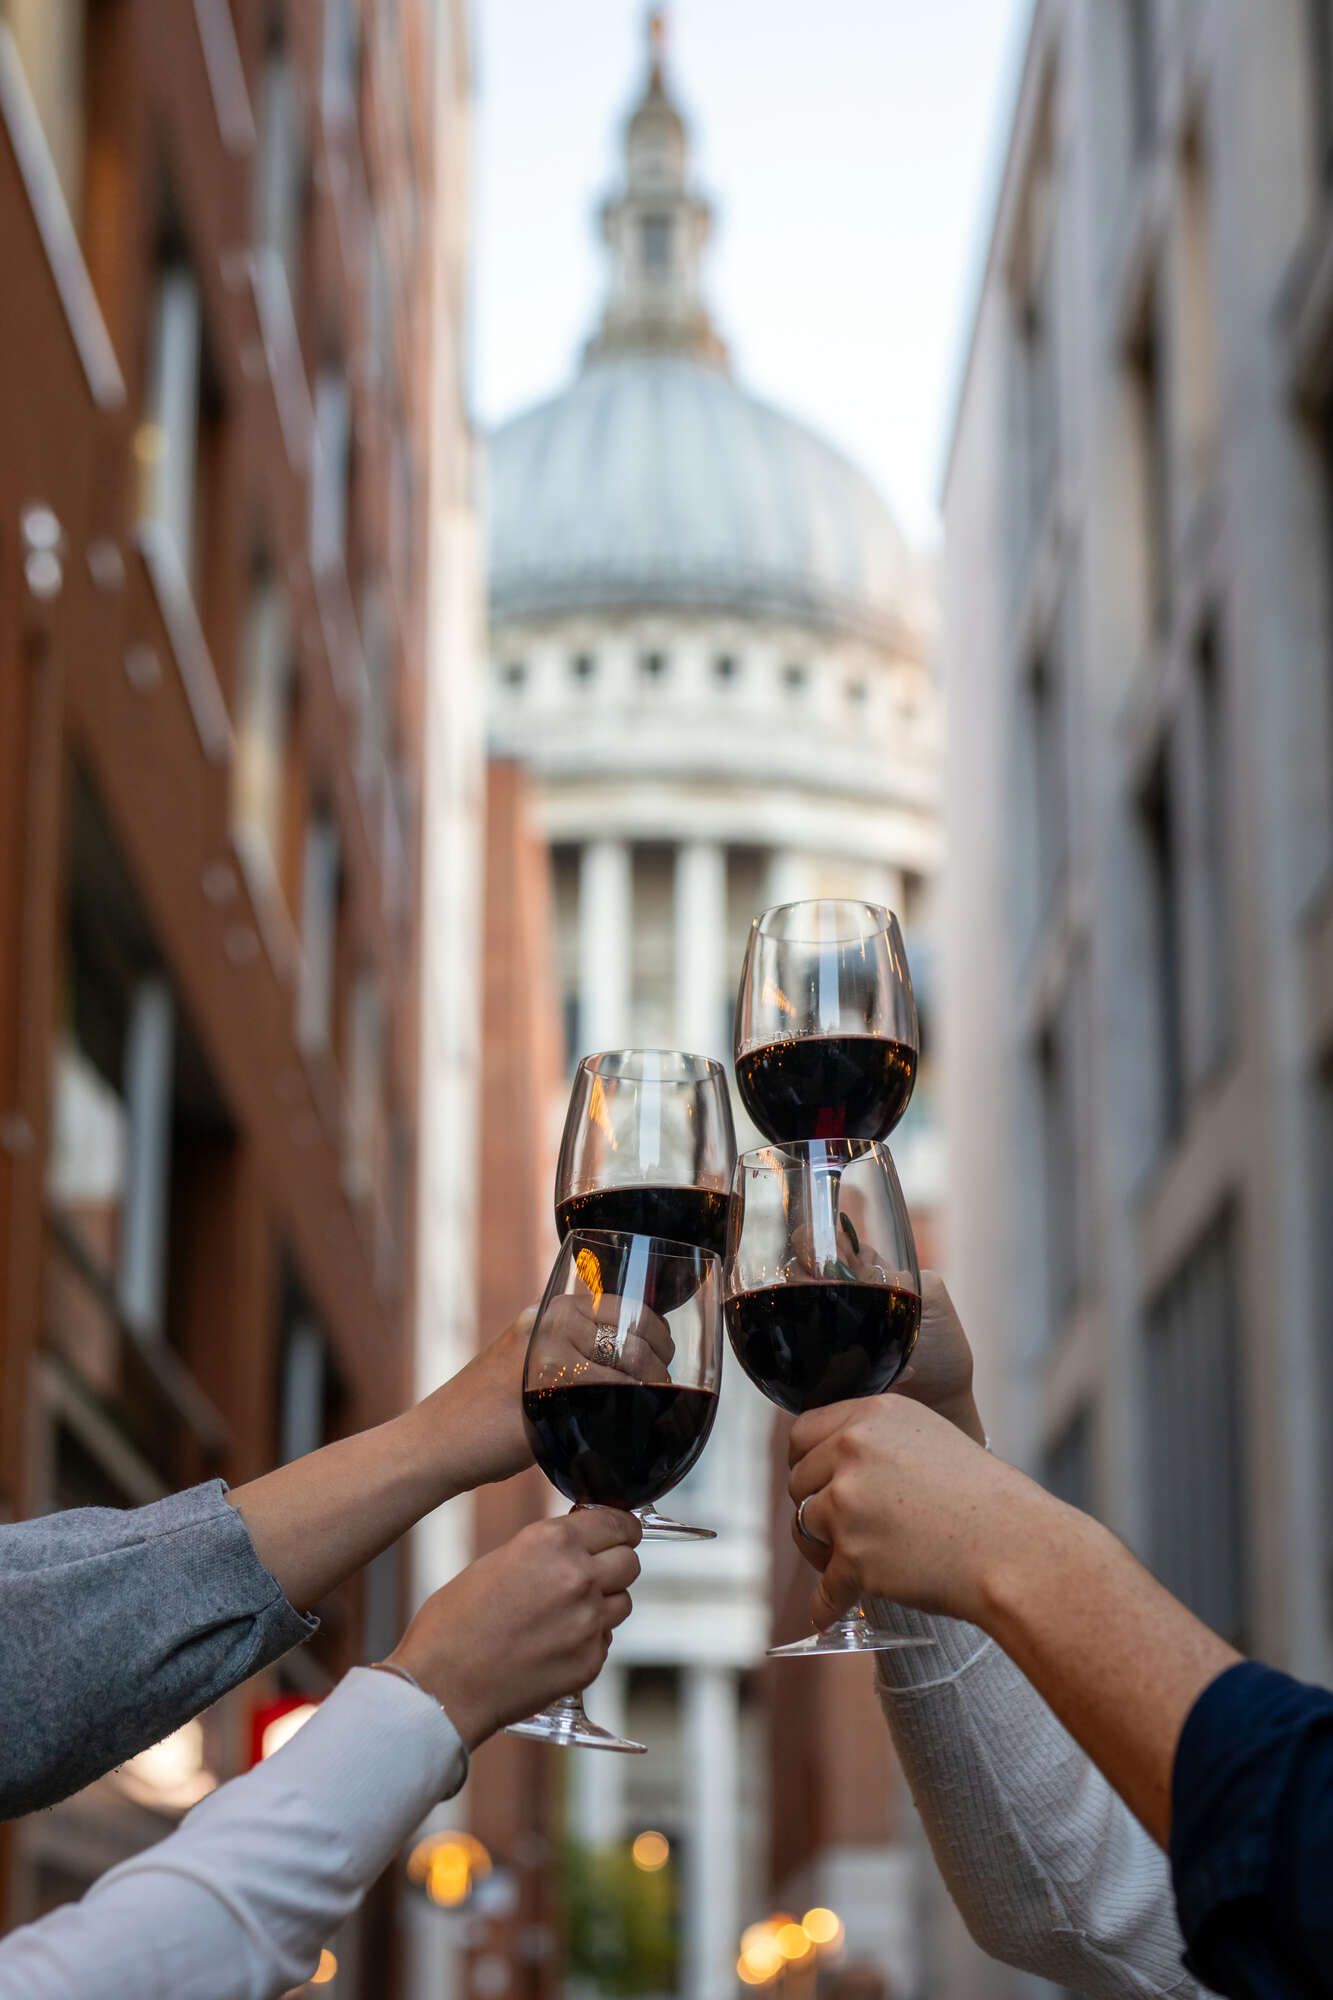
[733, 901, 919, 1143]
[508, 1227, 724, 1750]
[724, 1138, 929, 1657]
[556, 1049, 736, 1539]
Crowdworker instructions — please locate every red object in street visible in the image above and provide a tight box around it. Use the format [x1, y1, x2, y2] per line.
[248, 1693, 323, 1770]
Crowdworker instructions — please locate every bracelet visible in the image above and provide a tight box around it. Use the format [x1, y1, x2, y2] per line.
[370, 1659, 428, 1699]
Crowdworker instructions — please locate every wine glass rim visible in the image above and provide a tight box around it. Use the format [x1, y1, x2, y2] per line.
[562, 1224, 721, 1269]
[577, 1048, 728, 1083]
[735, 1137, 893, 1169]
[751, 899, 902, 944]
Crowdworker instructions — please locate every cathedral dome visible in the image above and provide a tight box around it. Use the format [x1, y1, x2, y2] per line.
[487, 356, 916, 644]
[486, 13, 919, 649]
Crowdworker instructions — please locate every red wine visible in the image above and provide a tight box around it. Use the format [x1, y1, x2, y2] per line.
[555, 1186, 731, 1312]
[734, 1036, 917, 1143]
[522, 1382, 719, 1509]
[724, 1281, 920, 1414]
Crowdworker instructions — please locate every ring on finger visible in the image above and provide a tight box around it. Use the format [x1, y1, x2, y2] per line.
[796, 1496, 828, 1546]
[592, 1326, 618, 1367]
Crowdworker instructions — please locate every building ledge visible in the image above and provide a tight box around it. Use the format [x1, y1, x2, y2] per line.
[135, 522, 232, 769]
[0, 25, 124, 412]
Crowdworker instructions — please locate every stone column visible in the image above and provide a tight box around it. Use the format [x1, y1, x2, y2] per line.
[684, 1664, 741, 2000]
[674, 840, 728, 1059]
[571, 1660, 628, 1849]
[578, 839, 632, 1054]
[764, 849, 816, 913]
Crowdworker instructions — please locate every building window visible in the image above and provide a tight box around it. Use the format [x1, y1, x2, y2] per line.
[571, 652, 595, 682]
[1036, 987, 1084, 1330]
[1043, 1407, 1094, 1515]
[1139, 746, 1186, 1151]
[640, 213, 672, 276]
[233, 561, 293, 886]
[321, 0, 359, 129]
[298, 805, 341, 1053]
[713, 653, 738, 683]
[344, 969, 384, 1200]
[1027, 644, 1066, 927]
[1009, 111, 1058, 595]
[1312, 1, 1333, 184]
[502, 659, 527, 690]
[1144, 1210, 1248, 1644]
[139, 247, 204, 580]
[783, 663, 807, 693]
[254, 9, 304, 299]
[1192, 619, 1233, 1076]
[310, 365, 351, 575]
[1130, 291, 1171, 639]
[278, 1311, 330, 1463]
[640, 650, 667, 681]
[1124, 0, 1157, 161]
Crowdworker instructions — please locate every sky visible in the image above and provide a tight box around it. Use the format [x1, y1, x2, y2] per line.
[472, 0, 1031, 549]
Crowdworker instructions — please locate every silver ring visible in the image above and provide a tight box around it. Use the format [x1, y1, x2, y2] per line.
[592, 1325, 617, 1367]
[796, 1496, 827, 1546]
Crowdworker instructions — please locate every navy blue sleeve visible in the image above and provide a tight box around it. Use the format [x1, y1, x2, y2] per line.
[1169, 1659, 1333, 2000]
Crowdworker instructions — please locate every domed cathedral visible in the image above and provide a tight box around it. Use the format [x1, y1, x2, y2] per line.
[486, 14, 942, 1998]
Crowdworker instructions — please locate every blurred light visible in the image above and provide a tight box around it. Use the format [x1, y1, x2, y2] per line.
[118, 1719, 217, 1811]
[133, 421, 166, 465]
[586, 1074, 618, 1148]
[802, 1906, 843, 1948]
[574, 1245, 604, 1308]
[737, 1952, 778, 1987]
[310, 1949, 337, 1985]
[406, 1831, 492, 1909]
[262, 1702, 318, 1760]
[631, 1829, 670, 1872]
[777, 1921, 813, 1961]
[25, 549, 62, 599]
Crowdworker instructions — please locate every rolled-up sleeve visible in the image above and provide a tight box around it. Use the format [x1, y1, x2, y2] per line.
[0, 1667, 467, 2000]
[1170, 1660, 1333, 1999]
[0, 1481, 315, 1819]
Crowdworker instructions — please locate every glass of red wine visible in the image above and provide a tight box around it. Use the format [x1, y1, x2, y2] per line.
[508, 1226, 723, 1751]
[734, 901, 919, 1143]
[724, 1137, 929, 1657]
[555, 1049, 736, 1540]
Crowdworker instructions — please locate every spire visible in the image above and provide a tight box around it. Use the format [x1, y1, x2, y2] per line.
[583, 9, 728, 371]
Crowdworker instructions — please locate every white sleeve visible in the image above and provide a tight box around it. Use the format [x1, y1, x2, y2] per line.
[870, 1602, 1203, 2000]
[0, 1666, 467, 2000]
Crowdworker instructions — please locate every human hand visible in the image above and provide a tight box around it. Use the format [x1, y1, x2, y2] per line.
[787, 1395, 1057, 1629]
[387, 1508, 643, 1748]
[890, 1271, 986, 1444]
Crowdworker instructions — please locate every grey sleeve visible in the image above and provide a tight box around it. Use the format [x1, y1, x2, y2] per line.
[871, 1601, 1202, 1999]
[0, 1481, 316, 1821]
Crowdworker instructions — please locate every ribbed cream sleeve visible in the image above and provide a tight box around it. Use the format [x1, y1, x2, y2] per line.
[869, 1601, 1204, 1999]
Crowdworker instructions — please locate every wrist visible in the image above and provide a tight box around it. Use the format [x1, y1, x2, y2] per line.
[970, 1481, 1110, 1640]
[934, 1387, 987, 1447]
[387, 1638, 493, 1750]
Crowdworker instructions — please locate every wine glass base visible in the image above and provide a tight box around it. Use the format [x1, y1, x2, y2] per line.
[767, 1630, 934, 1658]
[506, 1713, 646, 1753]
[636, 1507, 717, 1541]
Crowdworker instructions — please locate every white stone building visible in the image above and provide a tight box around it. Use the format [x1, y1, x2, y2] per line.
[942, 0, 1333, 1991]
[486, 22, 941, 2000]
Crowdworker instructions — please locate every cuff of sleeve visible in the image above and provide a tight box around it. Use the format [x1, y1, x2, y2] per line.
[186, 1481, 318, 1659]
[258, 1667, 468, 1873]
[868, 1600, 993, 1692]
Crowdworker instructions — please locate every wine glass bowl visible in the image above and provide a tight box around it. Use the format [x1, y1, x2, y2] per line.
[733, 901, 919, 1143]
[724, 1139, 927, 1658]
[555, 1050, 736, 1537]
[508, 1227, 724, 1751]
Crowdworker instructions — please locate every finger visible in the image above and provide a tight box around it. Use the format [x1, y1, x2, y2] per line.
[788, 1399, 862, 1467]
[593, 1544, 642, 1594]
[790, 1508, 831, 1572]
[568, 1505, 643, 1553]
[788, 1435, 841, 1507]
[812, 1552, 860, 1629]
[603, 1590, 633, 1631]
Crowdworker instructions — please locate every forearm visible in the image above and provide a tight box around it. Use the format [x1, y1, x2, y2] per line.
[228, 1377, 504, 1613]
[874, 1607, 1202, 1997]
[0, 1669, 465, 2000]
[974, 1495, 1240, 1848]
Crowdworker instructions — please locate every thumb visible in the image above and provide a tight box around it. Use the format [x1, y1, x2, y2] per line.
[811, 1552, 859, 1630]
